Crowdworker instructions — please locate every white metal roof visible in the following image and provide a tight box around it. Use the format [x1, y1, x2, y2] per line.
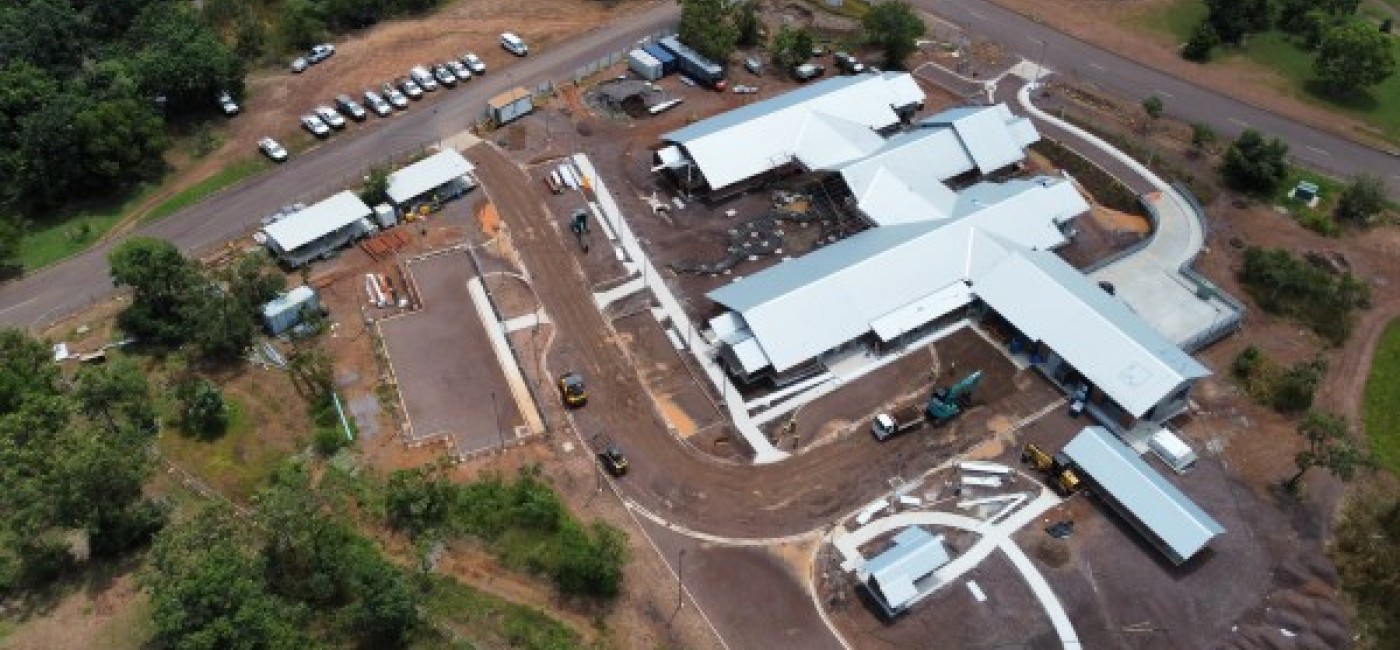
[920, 104, 1039, 174]
[707, 179, 1079, 373]
[866, 527, 950, 610]
[1063, 427, 1223, 563]
[972, 249, 1209, 417]
[261, 285, 317, 319]
[386, 150, 475, 204]
[262, 191, 372, 252]
[661, 74, 924, 191]
[870, 283, 973, 341]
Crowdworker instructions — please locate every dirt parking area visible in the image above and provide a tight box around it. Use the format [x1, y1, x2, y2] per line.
[379, 250, 526, 456]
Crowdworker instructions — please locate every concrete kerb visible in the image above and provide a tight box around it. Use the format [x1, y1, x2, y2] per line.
[571, 154, 788, 464]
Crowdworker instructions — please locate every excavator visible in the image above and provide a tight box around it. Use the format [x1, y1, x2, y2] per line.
[1022, 443, 1083, 496]
[925, 370, 982, 425]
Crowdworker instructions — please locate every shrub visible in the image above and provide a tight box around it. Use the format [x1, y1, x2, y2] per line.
[1182, 20, 1220, 62]
[1232, 345, 1328, 413]
[1239, 246, 1370, 345]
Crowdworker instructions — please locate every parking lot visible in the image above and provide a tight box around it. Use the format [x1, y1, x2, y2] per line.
[379, 250, 526, 456]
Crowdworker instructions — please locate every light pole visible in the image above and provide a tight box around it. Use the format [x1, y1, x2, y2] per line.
[1032, 38, 1048, 87]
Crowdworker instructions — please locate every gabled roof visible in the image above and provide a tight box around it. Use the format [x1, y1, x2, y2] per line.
[661, 73, 924, 191]
[972, 249, 1209, 417]
[707, 180, 1081, 372]
[262, 191, 372, 252]
[920, 104, 1039, 174]
[1062, 427, 1224, 564]
[387, 150, 475, 204]
[866, 527, 950, 611]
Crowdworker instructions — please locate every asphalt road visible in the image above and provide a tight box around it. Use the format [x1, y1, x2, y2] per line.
[0, 1, 683, 330]
[918, 0, 1400, 193]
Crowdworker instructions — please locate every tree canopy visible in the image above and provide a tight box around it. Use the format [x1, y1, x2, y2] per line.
[678, 0, 738, 64]
[770, 25, 815, 70]
[1287, 411, 1372, 491]
[1220, 129, 1290, 195]
[1335, 174, 1388, 224]
[1314, 19, 1397, 96]
[863, 0, 926, 69]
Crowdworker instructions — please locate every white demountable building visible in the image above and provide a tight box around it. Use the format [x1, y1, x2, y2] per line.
[386, 149, 476, 209]
[261, 285, 321, 335]
[261, 191, 374, 268]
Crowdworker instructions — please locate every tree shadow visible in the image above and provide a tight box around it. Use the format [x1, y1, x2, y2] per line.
[1302, 80, 1381, 113]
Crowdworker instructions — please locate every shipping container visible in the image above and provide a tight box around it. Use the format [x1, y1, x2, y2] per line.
[643, 43, 676, 75]
[658, 36, 726, 90]
[373, 204, 398, 229]
[627, 49, 663, 81]
[488, 87, 533, 124]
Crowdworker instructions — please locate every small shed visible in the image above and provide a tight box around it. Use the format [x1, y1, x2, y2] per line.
[861, 526, 950, 617]
[262, 286, 321, 335]
[488, 87, 533, 125]
[386, 150, 476, 208]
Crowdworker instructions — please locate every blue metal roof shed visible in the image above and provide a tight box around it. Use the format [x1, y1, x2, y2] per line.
[1062, 427, 1224, 565]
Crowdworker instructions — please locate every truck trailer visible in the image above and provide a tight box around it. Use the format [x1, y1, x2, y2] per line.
[658, 36, 726, 90]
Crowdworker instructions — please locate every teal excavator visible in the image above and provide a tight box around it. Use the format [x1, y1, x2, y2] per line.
[926, 370, 983, 425]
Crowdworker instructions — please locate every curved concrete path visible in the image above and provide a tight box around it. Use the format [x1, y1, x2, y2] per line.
[1016, 83, 1240, 349]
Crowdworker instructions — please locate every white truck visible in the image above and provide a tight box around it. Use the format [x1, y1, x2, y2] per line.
[871, 404, 927, 442]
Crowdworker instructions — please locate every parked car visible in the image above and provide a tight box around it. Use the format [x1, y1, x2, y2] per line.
[301, 114, 330, 137]
[335, 94, 367, 121]
[258, 137, 288, 162]
[290, 57, 309, 73]
[382, 83, 409, 108]
[833, 51, 865, 74]
[216, 90, 239, 116]
[500, 32, 528, 56]
[307, 43, 336, 64]
[397, 77, 423, 99]
[315, 105, 346, 129]
[743, 56, 764, 75]
[598, 445, 628, 477]
[447, 60, 472, 82]
[410, 66, 437, 91]
[363, 90, 392, 117]
[461, 52, 486, 74]
[792, 62, 825, 82]
[431, 64, 456, 88]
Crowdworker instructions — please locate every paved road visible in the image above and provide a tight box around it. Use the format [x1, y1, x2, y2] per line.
[918, 0, 1400, 193]
[0, 1, 683, 330]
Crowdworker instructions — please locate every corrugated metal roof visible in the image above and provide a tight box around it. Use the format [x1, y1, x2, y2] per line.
[262, 191, 372, 252]
[387, 150, 475, 204]
[973, 249, 1209, 417]
[1062, 427, 1223, 563]
[661, 74, 924, 191]
[920, 104, 1039, 174]
[870, 283, 974, 341]
[708, 181, 1077, 372]
[866, 526, 949, 610]
[261, 285, 317, 319]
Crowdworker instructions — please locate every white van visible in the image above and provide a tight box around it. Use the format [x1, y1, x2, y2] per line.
[501, 32, 528, 56]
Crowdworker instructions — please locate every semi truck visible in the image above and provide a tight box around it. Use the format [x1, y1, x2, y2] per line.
[871, 404, 927, 441]
[658, 36, 726, 90]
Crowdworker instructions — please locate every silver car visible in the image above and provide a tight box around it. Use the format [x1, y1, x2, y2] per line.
[447, 60, 472, 82]
[301, 114, 330, 137]
[315, 105, 345, 129]
[258, 137, 288, 162]
[381, 83, 409, 108]
[363, 90, 392, 117]
[410, 66, 437, 91]
[397, 77, 423, 99]
[290, 57, 309, 73]
[432, 64, 456, 88]
[461, 52, 486, 75]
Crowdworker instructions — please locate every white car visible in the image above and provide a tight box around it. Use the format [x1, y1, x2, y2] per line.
[500, 32, 528, 56]
[431, 64, 456, 88]
[217, 90, 239, 115]
[461, 52, 486, 75]
[382, 83, 409, 108]
[290, 57, 309, 73]
[447, 60, 472, 82]
[397, 77, 423, 99]
[301, 114, 330, 137]
[410, 66, 437, 91]
[308, 43, 336, 64]
[315, 105, 346, 129]
[363, 90, 392, 117]
[258, 137, 288, 162]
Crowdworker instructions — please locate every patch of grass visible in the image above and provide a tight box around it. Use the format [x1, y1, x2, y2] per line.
[15, 187, 157, 271]
[1129, 0, 1207, 43]
[1363, 319, 1400, 475]
[158, 399, 296, 502]
[413, 575, 584, 650]
[143, 157, 269, 223]
[1279, 167, 1346, 235]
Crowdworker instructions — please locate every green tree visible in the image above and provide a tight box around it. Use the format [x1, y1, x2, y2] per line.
[1190, 122, 1217, 156]
[862, 0, 926, 70]
[1286, 411, 1372, 492]
[0, 218, 20, 279]
[177, 377, 229, 437]
[678, 0, 738, 64]
[769, 25, 814, 70]
[144, 506, 309, 650]
[279, 0, 326, 51]
[360, 165, 391, 206]
[1315, 19, 1398, 96]
[1204, 0, 1271, 44]
[109, 237, 202, 345]
[74, 97, 168, 190]
[0, 0, 88, 73]
[74, 356, 157, 435]
[1182, 20, 1221, 62]
[1335, 174, 1388, 224]
[127, 2, 245, 115]
[734, 1, 762, 48]
[1333, 486, 1400, 643]
[1220, 129, 1290, 195]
